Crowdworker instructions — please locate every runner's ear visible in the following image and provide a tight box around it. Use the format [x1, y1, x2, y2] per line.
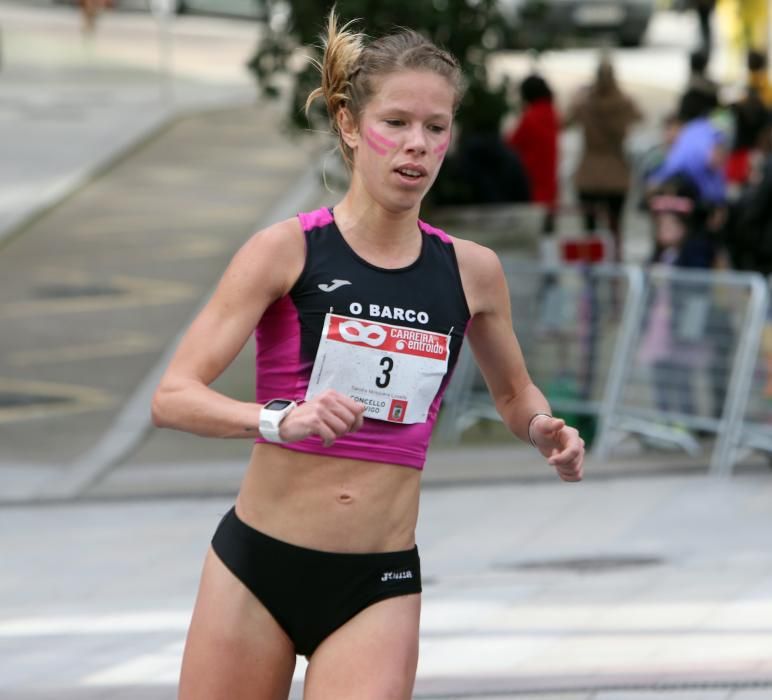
[337, 108, 359, 150]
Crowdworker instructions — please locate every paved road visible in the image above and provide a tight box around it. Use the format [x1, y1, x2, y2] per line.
[2, 473, 772, 699]
[0, 102, 322, 499]
[0, 0, 325, 500]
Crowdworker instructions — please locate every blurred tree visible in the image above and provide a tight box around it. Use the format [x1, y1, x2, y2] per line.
[247, 0, 515, 203]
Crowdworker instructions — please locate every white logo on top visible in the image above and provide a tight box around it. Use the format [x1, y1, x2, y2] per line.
[318, 279, 352, 293]
[339, 320, 387, 347]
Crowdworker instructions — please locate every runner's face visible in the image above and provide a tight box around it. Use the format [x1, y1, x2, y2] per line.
[347, 70, 455, 210]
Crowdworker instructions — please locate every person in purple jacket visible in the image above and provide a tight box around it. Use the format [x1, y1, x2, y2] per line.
[648, 88, 728, 208]
[151, 10, 584, 700]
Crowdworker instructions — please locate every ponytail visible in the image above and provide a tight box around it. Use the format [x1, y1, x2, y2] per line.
[305, 12, 364, 167]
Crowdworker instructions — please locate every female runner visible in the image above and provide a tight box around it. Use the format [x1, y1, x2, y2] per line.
[152, 12, 585, 700]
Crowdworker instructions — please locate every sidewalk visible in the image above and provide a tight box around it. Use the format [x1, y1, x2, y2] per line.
[0, 0, 259, 242]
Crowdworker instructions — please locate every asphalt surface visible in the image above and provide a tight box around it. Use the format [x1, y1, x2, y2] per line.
[1, 2, 772, 699]
[0, 0, 326, 499]
[2, 476, 772, 699]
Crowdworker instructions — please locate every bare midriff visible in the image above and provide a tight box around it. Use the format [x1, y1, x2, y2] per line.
[235, 443, 421, 554]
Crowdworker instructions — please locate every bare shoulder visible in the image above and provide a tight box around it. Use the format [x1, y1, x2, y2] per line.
[240, 216, 305, 264]
[452, 236, 502, 280]
[450, 236, 507, 315]
[225, 216, 306, 298]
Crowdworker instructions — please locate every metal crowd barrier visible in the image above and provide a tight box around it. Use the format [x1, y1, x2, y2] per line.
[438, 260, 644, 443]
[593, 268, 769, 475]
[439, 260, 771, 476]
[715, 278, 772, 473]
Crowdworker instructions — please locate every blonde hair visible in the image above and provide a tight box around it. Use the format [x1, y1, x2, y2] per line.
[305, 10, 465, 169]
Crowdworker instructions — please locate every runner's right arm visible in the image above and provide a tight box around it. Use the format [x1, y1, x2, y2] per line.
[151, 218, 363, 441]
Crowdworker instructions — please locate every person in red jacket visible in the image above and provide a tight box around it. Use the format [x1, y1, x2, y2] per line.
[505, 74, 559, 232]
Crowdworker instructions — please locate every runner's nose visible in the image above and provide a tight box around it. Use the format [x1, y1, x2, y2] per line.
[405, 125, 427, 155]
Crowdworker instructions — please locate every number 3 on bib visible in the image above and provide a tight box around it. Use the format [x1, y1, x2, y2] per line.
[376, 357, 394, 388]
[306, 313, 450, 424]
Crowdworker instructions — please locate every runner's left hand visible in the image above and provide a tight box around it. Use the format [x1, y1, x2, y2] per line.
[529, 415, 584, 482]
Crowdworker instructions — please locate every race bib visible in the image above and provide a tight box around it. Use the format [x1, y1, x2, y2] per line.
[306, 313, 450, 424]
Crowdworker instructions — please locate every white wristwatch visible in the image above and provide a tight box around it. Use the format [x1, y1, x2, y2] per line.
[259, 399, 297, 443]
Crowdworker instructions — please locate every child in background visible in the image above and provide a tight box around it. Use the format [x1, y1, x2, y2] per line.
[638, 175, 718, 418]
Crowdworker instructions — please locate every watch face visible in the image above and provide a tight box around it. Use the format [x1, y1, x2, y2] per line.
[264, 399, 292, 411]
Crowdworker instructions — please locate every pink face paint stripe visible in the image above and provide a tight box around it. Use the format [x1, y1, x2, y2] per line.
[434, 139, 450, 155]
[366, 127, 397, 149]
[364, 134, 388, 156]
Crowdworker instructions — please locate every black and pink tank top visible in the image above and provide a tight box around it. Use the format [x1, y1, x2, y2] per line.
[254, 207, 471, 469]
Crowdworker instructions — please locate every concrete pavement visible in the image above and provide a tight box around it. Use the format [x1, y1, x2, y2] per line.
[1, 472, 772, 698]
[1, 2, 772, 698]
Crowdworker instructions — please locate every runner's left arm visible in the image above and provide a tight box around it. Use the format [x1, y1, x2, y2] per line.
[456, 241, 584, 481]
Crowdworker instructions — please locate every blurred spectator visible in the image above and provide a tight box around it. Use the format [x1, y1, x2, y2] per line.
[639, 175, 720, 418]
[433, 133, 530, 206]
[81, 0, 109, 34]
[747, 49, 772, 107]
[685, 50, 719, 104]
[725, 74, 769, 197]
[730, 116, 772, 275]
[637, 112, 681, 184]
[453, 132, 531, 204]
[505, 74, 559, 232]
[689, 0, 716, 59]
[634, 112, 682, 257]
[648, 175, 718, 268]
[648, 88, 727, 211]
[564, 55, 642, 262]
[432, 79, 530, 206]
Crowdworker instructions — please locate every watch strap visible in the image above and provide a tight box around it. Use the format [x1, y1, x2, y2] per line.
[259, 400, 297, 443]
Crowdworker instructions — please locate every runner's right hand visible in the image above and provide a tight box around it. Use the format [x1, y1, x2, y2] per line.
[278, 390, 366, 446]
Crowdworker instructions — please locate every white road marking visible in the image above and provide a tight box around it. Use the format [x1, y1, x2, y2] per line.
[3, 597, 771, 689]
[9, 332, 160, 366]
[0, 611, 190, 637]
[0, 376, 113, 423]
[81, 641, 184, 686]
